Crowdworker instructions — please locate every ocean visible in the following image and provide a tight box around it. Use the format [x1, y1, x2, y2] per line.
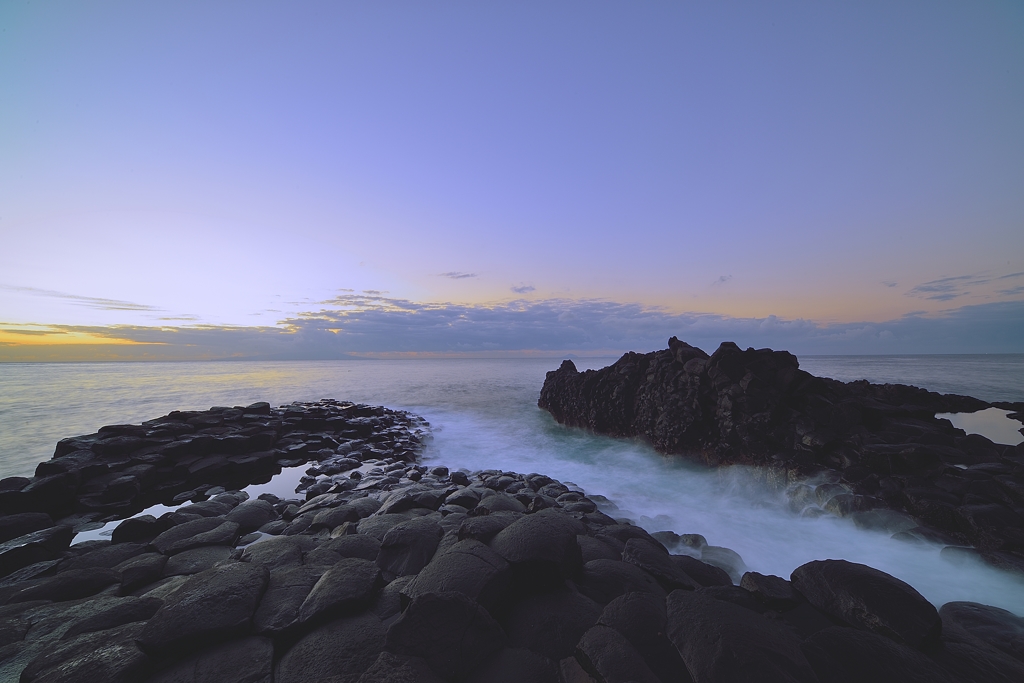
[1, 354, 1023, 614]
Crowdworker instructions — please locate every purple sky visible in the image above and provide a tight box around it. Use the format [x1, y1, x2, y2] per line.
[2, 1, 1022, 359]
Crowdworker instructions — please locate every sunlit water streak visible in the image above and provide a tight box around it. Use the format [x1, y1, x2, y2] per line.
[1, 356, 1023, 614]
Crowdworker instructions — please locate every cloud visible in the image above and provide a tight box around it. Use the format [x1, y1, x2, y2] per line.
[0, 284, 160, 311]
[511, 284, 535, 294]
[440, 272, 477, 280]
[882, 280, 898, 288]
[712, 275, 732, 286]
[907, 271, 1024, 301]
[4, 296, 1022, 361]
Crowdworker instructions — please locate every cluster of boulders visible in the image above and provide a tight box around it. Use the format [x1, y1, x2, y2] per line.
[1, 457, 1023, 683]
[538, 338, 1024, 573]
[0, 399, 426, 537]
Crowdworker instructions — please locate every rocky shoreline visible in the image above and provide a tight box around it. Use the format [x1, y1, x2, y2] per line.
[539, 338, 1024, 576]
[0, 401, 1022, 681]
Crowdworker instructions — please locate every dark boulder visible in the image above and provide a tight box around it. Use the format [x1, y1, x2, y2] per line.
[137, 561, 269, 659]
[669, 555, 732, 587]
[224, 500, 279, 533]
[60, 595, 163, 640]
[163, 546, 233, 576]
[19, 622, 147, 683]
[466, 647, 557, 683]
[115, 553, 167, 595]
[357, 651, 444, 683]
[149, 518, 240, 555]
[489, 508, 585, 588]
[597, 591, 692, 683]
[503, 588, 602, 661]
[458, 511, 521, 543]
[276, 612, 386, 683]
[801, 626, 957, 683]
[239, 537, 306, 570]
[298, 557, 382, 625]
[577, 559, 666, 605]
[7, 567, 119, 603]
[575, 624, 662, 683]
[790, 559, 941, 650]
[621, 538, 698, 591]
[939, 601, 1024, 664]
[740, 572, 802, 610]
[0, 513, 52, 544]
[376, 518, 444, 580]
[665, 589, 819, 683]
[385, 591, 505, 680]
[145, 635, 274, 683]
[320, 533, 382, 561]
[402, 539, 510, 611]
[253, 565, 325, 635]
[0, 526, 73, 577]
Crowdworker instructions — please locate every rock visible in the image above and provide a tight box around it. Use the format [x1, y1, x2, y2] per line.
[137, 561, 269, 659]
[474, 491, 527, 515]
[576, 559, 666, 605]
[939, 601, 1024, 664]
[385, 591, 505, 680]
[298, 558, 382, 625]
[402, 539, 510, 611]
[740, 572, 802, 610]
[310, 504, 361, 531]
[801, 626, 957, 683]
[370, 574, 415, 621]
[0, 513, 53, 544]
[575, 624, 662, 683]
[698, 585, 768, 613]
[276, 612, 386, 683]
[0, 526, 73, 577]
[64, 542, 148, 570]
[145, 635, 274, 683]
[666, 589, 819, 683]
[376, 517, 443, 580]
[61, 596, 163, 640]
[253, 565, 326, 635]
[163, 546, 233, 576]
[577, 535, 621, 563]
[19, 622, 147, 683]
[790, 559, 941, 650]
[621, 538, 698, 591]
[466, 647, 557, 683]
[7, 567, 119, 603]
[503, 589, 602, 661]
[357, 515, 407, 541]
[597, 591, 691, 683]
[489, 508, 585, 588]
[669, 554, 732, 587]
[224, 500, 279, 533]
[150, 518, 240, 555]
[319, 533, 382, 561]
[115, 553, 167, 594]
[458, 511, 521, 543]
[240, 537, 305, 570]
[699, 545, 747, 584]
[357, 651, 444, 683]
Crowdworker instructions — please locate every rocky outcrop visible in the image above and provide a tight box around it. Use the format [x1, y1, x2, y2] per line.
[539, 339, 1024, 571]
[0, 399, 426, 578]
[1, 408, 1023, 681]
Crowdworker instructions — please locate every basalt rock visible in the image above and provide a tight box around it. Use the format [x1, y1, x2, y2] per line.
[539, 339, 1024, 566]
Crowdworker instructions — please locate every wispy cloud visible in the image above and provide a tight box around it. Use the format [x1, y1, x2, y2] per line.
[4, 296, 1021, 361]
[882, 280, 898, 288]
[439, 272, 477, 280]
[0, 284, 160, 311]
[907, 271, 1024, 301]
[712, 275, 732, 286]
[511, 284, 535, 294]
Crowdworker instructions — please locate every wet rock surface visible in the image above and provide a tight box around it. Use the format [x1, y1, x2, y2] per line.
[0, 400, 1021, 681]
[539, 338, 1024, 572]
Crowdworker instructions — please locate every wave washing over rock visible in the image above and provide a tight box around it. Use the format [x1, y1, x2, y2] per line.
[539, 338, 1024, 577]
[0, 400, 1023, 681]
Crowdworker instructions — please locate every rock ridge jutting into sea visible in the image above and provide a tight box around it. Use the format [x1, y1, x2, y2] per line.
[539, 338, 1024, 576]
[0, 389, 1021, 680]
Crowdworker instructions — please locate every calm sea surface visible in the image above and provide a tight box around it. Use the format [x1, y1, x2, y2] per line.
[1, 354, 1023, 613]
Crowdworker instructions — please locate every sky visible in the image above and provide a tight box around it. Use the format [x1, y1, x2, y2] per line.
[1, 1, 1022, 360]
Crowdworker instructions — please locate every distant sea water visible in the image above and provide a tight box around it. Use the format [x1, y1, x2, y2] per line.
[1, 354, 1023, 614]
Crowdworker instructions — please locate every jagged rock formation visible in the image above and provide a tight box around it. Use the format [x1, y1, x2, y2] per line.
[539, 338, 1024, 571]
